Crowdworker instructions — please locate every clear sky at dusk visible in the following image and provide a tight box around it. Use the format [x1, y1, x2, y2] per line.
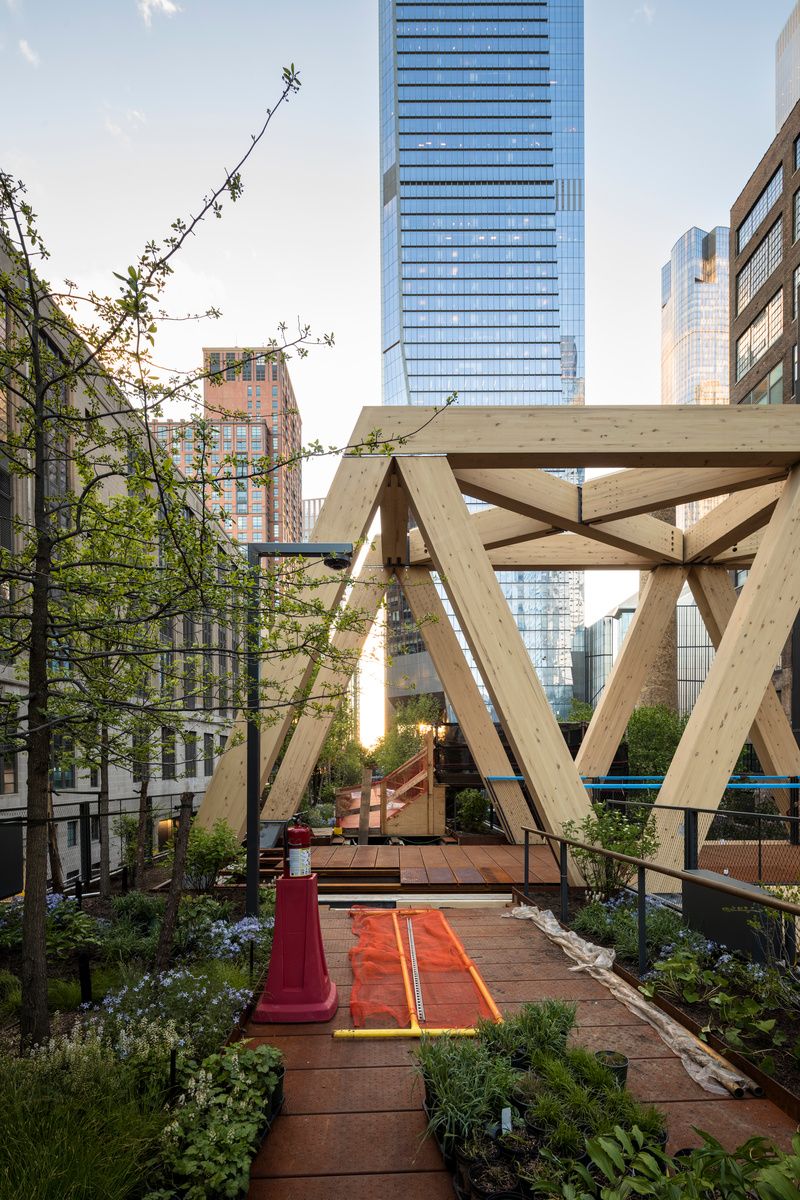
[0, 0, 792, 658]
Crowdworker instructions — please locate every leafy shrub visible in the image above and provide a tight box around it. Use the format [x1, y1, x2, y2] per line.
[0, 969, 21, 1018]
[170, 820, 245, 892]
[454, 788, 489, 833]
[146, 1042, 283, 1200]
[46, 899, 105, 958]
[306, 802, 335, 826]
[112, 891, 166, 932]
[0, 898, 23, 950]
[113, 813, 140, 872]
[562, 803, 659, 901]
[573, 895, 686, 963]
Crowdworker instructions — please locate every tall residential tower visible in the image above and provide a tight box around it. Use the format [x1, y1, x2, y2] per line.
[380, 0, 585, 717]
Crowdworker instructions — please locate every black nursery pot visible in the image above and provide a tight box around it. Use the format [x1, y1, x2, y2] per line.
[510, 1048, 530, 1070]
[594, 1049, 629, 1086]
[468, 1161, 523, 1200]
[267, 1066, 285, 1125]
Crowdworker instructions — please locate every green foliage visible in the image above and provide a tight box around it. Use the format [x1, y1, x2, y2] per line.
[113, 814, 140, 872]
[0, 969, 21, 1018]
[562, 804, 659, 901]
[46, 900, 104, 958]
[625, 706, 687, 777]
[169, 820, 245, 892]
[572, 898, 685, 964]
[568, 698, 594, 723]
[371, 694, 443, 776]
[306, 802, 335, 826]
[454, 788, 489, 833]
[146, 1042, 283, 1200]
[0, 1031, 168, 1200]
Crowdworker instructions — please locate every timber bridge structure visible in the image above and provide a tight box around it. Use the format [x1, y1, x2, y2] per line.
[196, 404, 800, 873]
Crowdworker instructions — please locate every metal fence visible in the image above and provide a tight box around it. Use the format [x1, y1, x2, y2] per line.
[581, 778, 800, 888]
[0, 791, 196, 898]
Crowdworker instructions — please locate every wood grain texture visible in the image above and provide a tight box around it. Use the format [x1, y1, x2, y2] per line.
[398, 457, 591, 853]
[684, 482, 784, 561]
[583, 467, 787, 522]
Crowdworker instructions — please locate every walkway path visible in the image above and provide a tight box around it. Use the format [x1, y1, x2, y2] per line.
[311, 842, 558, 891]
[246, 905, 797, 1198]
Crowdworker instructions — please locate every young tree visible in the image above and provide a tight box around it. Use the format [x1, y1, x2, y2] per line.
[371, 693, 444, 777]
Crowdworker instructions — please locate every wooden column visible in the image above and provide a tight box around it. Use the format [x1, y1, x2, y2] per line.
[577, 566, 687, 778]
[398, 566, 532, 841]
[253, 563, 390, 830]
[195, 455, 391, 833]
[658, 467, 800, 827]
[358, 765, 372, 845]
[688, 565, 800, 805]
[398, 457, 591, 847]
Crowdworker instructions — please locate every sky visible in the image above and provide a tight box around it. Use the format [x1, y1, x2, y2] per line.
[0, 0, 792, 740]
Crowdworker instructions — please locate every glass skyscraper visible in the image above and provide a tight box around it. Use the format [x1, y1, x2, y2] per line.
[380, 0, 585, 718]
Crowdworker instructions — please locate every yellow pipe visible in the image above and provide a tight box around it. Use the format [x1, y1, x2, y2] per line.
[333, 1026, 479, 1039]
[435, 908, 504, 1024]
[390, 909, 421, 1034]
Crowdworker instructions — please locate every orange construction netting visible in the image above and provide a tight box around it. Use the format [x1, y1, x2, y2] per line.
[348, 907, 497, 1029]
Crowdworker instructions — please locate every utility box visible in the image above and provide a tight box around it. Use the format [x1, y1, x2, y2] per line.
[682, 869, 783, 963]
[0, 821, 24, 900]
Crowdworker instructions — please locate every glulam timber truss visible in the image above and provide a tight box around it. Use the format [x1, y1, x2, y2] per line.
[196, 406, 800, 870]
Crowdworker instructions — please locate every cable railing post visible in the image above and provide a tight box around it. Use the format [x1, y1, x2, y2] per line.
[683, 807, 698, 872]
[757, 814, 763, 885]
[559, 841, 569, 924]
[791, 778, 800, 847]
[637, 865, 647, 979]
[523, 828, 530, 899]
[79, 801, 92, 885]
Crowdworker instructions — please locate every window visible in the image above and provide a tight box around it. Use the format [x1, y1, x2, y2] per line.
[204, 733, 214, 777]
[0, 466, 12, 557]
[737, 166, 783, 252]
[225, 352, 235, 381]
[738, 361, 783, 405]
[51, 735, 75, 789]
[272, 362, 278, 381]
[256, 386, 261, 397]
[247, 386, 252, 398]
[243, 357, 252, 381]
[89, 767, 98, 789]
[217, 733, 226, 756]
[0, 292, 7, 432]
[162, 728, 176, 780]
[736, 220, 782, 313]
[795, 191, 800, 243]
[91, 815, 100, 842]
[209, 351, 221, 375]
[256, 355, 266, 382]
[272, 385, 278, 397]
[735, 290, 783, 381]
[132, 727, 151, 783]
[796, 136, 800, 172]
[0, 716, 17, 793]
[66, 821, 78, 848]
[184, 732, 197, 777]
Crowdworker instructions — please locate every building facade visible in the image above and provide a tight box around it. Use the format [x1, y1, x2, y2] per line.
[777, 3, 800, 133]
[203, 347, 303, 542]
[302, 496, 324, 541]
[380, 0, 585, 718]
[730, 96, 800, 730]
[661, 226, 730, 527]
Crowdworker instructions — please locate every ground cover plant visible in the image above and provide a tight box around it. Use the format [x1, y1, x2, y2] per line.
[571, 892, 800, 1092]
[414, 1000, 800, 1198]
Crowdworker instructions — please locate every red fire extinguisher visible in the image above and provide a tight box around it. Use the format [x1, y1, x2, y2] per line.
[286, 813, 312, 878]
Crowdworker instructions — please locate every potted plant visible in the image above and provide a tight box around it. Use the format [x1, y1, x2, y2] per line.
[455, 1130, 502, 1196]
[510, 1072, 541, 1112]
[498, 1124, 540, 1163]
[468, 1158, 522, 1199]
[593, 1049, 628, 1086]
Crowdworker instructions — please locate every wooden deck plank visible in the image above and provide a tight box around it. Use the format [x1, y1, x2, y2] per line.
[399, 867, 429, 887]
[326, 846, 359, 868]
[349, 846, 379, 869]
[310, 846, 337, 868]
[453, 866, 486, 885]
[374, 845, 401, 870]
[479, 865, 514, 885]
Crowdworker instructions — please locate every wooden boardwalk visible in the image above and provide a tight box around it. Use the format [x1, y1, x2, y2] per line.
[246, 906, 798, 1198]
[310, 842, 558, 892]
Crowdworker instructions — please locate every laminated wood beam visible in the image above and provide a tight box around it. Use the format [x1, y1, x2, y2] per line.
[487, 534, 659, 571]
[380, 470, 409, 566]
[253, 561, 391, 831]
[576, 567, 688, 778]
[195, 455, 392, 833]
[398, 456, 592, 854]
[711, 533, 761, 566]
[408, 507, 552, 565]
[454, 467, 683, 561]
[399, 566, 533, 842]
[657, 467, 800, 825]
[687, 566, 800, 804]
[684, 482, 784, 561]
[351, 406, 800, 467]
[583, 467, 786, 523]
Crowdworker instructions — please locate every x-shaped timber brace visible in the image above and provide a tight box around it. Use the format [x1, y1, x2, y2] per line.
[195, 406, 800, 883]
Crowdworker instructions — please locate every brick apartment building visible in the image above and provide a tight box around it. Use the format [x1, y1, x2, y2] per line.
[155, 347, 303, 545]
[730, 95, 800, 730]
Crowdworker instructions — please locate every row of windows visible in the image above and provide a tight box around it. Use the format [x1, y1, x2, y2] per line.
[398, 86, 552, 100]
[397, 21, 547, 34]
[403, 262, 555, 278]
[735, 220, 782, 314]
[403, 279, 557, 295]
[402, 311, 561, 327]
[400, 246, 555, 262]
[401, 150, 552, 167]
[399, 101, 553, 116]
[400, 166, 556, 183]
[402, 212, 553, 229]
[400, 183, 557, 198]
[398, 37, 548, 51]
[403, 295, 559, 310]
[402, 323, 561, 340]
[405, 339, 559, 358]
[735, 290, 783, 382]
[397, 52, 548, 66]
[400, 197, 553, 214]
[400, 134, 551, 149]
[402, 229, 555, 246]
[736, 166, 783, 253]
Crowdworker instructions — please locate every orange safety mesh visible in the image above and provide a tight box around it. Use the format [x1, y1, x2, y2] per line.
[348, 907, 497, 1029]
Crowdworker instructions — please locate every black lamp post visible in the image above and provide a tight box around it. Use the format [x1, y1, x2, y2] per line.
[244, 541, 354, 916]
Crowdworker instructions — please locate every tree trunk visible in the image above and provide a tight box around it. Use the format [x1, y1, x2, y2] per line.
[98, 724, 111, 901]
[154, 791, 193, 971]
[46, 787, 64, 894]
[135, 775, 150, 888]
[20, 519, 53, 1047]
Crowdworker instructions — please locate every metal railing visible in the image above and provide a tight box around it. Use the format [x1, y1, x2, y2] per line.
[521, 826, 800, 979]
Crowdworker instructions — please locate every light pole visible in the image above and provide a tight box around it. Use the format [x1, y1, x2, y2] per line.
[245, 541, 353, 916]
